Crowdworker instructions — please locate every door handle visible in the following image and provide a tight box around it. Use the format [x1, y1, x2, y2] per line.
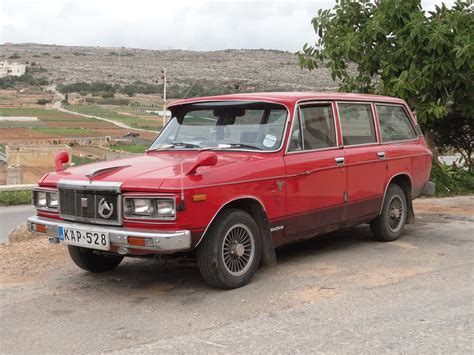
[377, 151, 386, 159]
[335, 157, 345, 166]
[296, 170, 311, 176]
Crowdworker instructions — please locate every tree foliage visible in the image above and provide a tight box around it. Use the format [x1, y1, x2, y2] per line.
[298, 0, 473, 127]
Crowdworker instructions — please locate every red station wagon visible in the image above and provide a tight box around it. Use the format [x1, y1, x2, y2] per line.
[28, 93, 434, 289]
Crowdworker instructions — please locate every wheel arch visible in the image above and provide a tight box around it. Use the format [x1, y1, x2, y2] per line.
[197, 196, 277, 266]
[381, 173, 415, 224]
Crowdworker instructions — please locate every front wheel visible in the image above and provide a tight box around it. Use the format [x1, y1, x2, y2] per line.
[370, 184, 408, 242]
[68, 245, 124, 273]
[197, 209, 262, 289]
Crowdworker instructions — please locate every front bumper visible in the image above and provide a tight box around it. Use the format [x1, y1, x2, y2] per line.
[27, 215, 192, 254]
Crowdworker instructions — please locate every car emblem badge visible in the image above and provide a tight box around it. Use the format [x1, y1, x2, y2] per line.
[97, 198, 113, 219]
[81, 198, 88, 208]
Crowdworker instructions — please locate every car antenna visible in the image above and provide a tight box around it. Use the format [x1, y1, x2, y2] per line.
[178, 159, 185, 211]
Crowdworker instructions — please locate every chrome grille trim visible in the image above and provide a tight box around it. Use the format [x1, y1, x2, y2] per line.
[57, 180, 121, 192]
[58, 180, 122, 226]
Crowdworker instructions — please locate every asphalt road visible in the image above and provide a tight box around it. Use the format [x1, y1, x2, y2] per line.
[0, 205, 34, 244]
[0, 197, 473, 354]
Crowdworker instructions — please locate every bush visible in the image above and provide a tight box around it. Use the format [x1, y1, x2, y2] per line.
[430, 159, 474, 197]
[37, 98, 52, 105]
[100, 91, 115, 99]
[57, 81, 116, 94]
[429, 113, 473, 171]
[0, 190, 32, 206]
[8, 53, 21, 59]
[120, 81, 162, 96]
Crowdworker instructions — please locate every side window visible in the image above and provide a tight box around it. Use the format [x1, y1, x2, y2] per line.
[376, 105, 417, 142]
[288, 110, 303, 151]
[300, 105, 337, 150]
[288, 104, 336, 152]
[289, 104, 336, 151]
[338, 103, 377, 145]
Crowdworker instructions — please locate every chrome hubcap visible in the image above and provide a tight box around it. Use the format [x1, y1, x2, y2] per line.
[387, 195, 404, 232]
[222, 224, 255, 277]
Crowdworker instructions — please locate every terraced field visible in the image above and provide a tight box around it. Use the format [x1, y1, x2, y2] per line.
[0, 106, 158, 143]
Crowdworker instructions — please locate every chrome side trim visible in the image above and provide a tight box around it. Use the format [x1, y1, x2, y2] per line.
[57, 180, 122, 192]
[27, 215, 191, 253]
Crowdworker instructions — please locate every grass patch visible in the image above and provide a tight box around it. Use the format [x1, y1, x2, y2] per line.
[71, 155, 97, 166]
[430, 160, 474, 197]
[0, 143, 5, 153]
[65, 104, 162, 130]
[32, 127, 93, 136]
[0, 107, 96, 122]
[0, 190, 32, 206]
[110, 143, 149, 154]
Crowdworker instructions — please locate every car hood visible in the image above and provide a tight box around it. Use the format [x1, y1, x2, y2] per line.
[40, 150, 283, 192]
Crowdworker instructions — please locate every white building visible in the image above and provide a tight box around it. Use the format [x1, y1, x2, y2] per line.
[0, 61, 26, 78]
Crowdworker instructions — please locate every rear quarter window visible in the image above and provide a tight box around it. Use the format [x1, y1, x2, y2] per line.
[376, 105, 417, 142]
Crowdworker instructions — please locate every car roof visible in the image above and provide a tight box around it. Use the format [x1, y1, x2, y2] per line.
[168, 92, 406, 107]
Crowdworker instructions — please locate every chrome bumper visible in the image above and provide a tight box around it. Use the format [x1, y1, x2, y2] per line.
[27, 215, 192, 253]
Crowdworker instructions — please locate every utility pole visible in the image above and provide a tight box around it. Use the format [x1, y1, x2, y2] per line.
[161, 68, 167, 127]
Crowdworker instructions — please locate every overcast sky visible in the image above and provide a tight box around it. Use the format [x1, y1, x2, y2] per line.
[0, 0, 455, 52]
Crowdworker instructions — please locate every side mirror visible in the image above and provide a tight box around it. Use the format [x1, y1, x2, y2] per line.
[186, 152, 218, 175]
[54, 151, 70, 171]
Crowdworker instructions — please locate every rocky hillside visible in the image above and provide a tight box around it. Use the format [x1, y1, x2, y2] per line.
[0, 43, 340, 95]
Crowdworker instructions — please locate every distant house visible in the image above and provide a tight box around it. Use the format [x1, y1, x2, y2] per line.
[0, 61, 26, 78]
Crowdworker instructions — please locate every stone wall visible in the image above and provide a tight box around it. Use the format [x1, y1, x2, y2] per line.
[5, 145, 72, 184]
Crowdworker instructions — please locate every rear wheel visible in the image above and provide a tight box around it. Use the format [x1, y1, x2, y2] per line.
[197, 209, 261, 289]
[68, 245, 124, 273]
[371, 184, 408, 242]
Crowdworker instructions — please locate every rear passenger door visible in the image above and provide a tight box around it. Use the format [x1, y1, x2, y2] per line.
[284, 102, 346, 239]
[337, 102, 386, 222]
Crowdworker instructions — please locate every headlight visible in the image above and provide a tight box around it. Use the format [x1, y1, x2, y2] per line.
[156, 199, 175, 218]
[36, 191, 47, 207]
[48, 192, 59, 208]
[124, 197, 176, 220]
[33, 189, 58, 210]
[131, 199, 153, 215]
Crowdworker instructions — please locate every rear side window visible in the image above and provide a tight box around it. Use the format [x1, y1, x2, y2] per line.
[376, 105, 417, 142]
[288, 104, 336, 151]
[338, 103, 377, 146]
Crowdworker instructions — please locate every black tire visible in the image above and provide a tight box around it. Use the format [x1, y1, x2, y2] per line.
[197, 209, 262, 289]
[371, 184, 408, 242]
[68, 245, 124, 273]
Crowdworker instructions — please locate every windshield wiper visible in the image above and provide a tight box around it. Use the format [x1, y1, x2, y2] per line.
[170, 142, 202, 149]
[215, 143, 264, 151]
[148, 142, 202, 151]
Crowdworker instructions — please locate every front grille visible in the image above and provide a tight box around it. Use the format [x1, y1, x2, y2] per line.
[59, 188, 121, 226]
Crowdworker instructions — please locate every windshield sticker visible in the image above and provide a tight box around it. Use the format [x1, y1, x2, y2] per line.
[263, 134, 277, 148]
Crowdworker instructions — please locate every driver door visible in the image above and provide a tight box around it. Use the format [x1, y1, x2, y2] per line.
[284, 102, 346, 239]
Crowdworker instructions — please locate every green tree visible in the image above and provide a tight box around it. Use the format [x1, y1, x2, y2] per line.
[298, 0, 473, 167]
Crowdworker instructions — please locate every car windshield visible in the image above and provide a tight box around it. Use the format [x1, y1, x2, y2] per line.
[148, 101, 288, 152]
